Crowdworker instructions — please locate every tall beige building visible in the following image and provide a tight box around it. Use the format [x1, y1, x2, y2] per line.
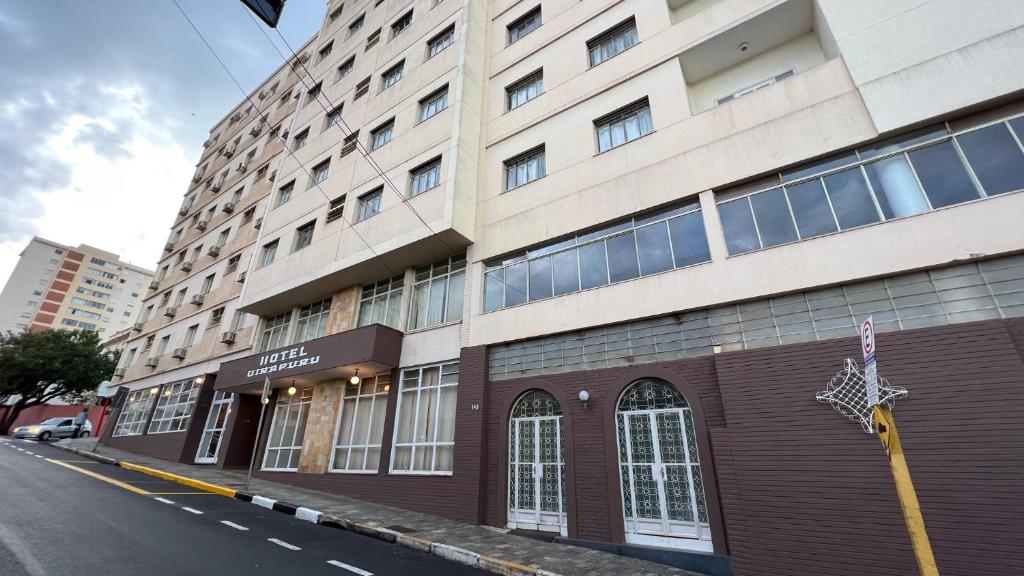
[105, 1, 1024, 574]
[0, 237, 153, 338]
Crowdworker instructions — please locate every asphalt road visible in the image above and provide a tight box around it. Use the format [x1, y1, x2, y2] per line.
[0, 438, 488, 576]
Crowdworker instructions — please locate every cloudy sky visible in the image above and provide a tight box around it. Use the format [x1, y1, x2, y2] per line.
[0, 0, 323, 283]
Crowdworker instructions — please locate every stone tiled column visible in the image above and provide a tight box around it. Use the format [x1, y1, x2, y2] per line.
[297, 379, 343, 474]
[327, 286, 360, 335]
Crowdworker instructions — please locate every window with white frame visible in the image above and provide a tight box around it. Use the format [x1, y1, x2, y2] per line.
[418, 86, 448, 122]
[325, 105, 343, 130]
[293, 220, 316, 252]
[381, 61, 404, 91]
[231, 310, 247, 331]
[357, 275, 404, 329]
[182, 324, 199, 348]
[336, 56, 355, 81]
[595, 98, 653, 153]
[427, 25, 454, 58]
[209, 306, 224, 327]
[409, 254, 465, 330]
[276, 181, 294, 207]
[391, 361, 459, 474]
[356, 187, 383, 221]
[331, 373, 390, 472]
[587, 18, 638, 67]
[507, 6, 541, 45]
[310, 158, 331, 188]
[112, 389, 157, 436]
[390, 10, 412, 39]
[259, 240, 279, 268]
[200, 273, 215, 294]
[292, 128, 309, 150]
[262, 387, 313, 471]
[410, 157, 442, 197]
[147, 380, 201, 433]
[370, 119, 394, 150]
[506, 70, 543, 111]
[294, 297, 332, 342]
[504, 145, 546, 190]
[258, 311, 291, 352]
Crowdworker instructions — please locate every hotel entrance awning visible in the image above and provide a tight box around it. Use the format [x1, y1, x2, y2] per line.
[214, 324, 403, 394]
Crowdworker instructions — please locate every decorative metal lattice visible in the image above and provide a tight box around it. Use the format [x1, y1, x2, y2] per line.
[817, 358, 908, 433]
[512, 389, 563, 418]
[617, 378, 689, 411]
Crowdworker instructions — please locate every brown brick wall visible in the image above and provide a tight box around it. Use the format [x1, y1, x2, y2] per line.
[51, 280, 71, 292]
[39, 301, 60, 313]
[45, 290, 65, 301]
[66, 250, 84, 262]
[60, 260, 80, 272]
[56, 270, 74, 282]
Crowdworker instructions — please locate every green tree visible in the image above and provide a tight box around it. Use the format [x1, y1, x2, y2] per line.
[0, 330, 118, 434]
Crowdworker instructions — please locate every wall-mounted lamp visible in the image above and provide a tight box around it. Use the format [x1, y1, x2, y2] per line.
[287, 382, 297, 396]
[194, 375, 205, 384]
[578, 389, 591, 410]
[149, 388, 158, 395]
[713, 345, 722, 354]
[261, 397, 270, 405]
[349, 369, 361, 386]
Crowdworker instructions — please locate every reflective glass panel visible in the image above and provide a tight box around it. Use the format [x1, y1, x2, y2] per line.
[955, 123, 1024, 196]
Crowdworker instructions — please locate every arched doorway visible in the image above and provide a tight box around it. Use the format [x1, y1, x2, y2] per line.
[508, 390, 566, 535]
[616, 378, 711, 551]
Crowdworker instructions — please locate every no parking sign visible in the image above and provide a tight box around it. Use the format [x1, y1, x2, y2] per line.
[861, 316, 879, 407]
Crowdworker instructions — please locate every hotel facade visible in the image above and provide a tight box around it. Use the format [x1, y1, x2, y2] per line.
[102, 1, 1024, 574]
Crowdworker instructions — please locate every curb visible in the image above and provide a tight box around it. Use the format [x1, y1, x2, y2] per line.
[50, 442, 554, 576]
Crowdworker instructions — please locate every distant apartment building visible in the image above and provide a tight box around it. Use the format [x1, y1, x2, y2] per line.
[0, 237, 153, 338]
[102, 1, 1024, 574]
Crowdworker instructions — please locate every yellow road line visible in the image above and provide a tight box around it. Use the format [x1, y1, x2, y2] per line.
[118, 462, 235, 498]
[147, 492, 219, 495]
[48, 459, 151, 495]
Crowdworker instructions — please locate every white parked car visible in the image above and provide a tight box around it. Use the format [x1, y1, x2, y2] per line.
[12, 417, 93, 441]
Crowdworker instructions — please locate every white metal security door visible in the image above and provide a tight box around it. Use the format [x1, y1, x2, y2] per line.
[617, 379, 712, 551]
[195, 391, 233, 464]
[508, 391, 565, 535]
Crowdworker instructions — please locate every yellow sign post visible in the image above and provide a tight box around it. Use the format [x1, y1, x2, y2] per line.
[873, 404, 940, 576]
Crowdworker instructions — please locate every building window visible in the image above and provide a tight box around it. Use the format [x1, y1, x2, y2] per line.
[336, 56, 355, 81]
[310, 158, 331, 188]
[595, 98, 653, 153]
[409, 254, 465, 330]
[341, 130, 360, 156]
[507, 6, 541, 45]
[325, 105, 344, 130]
[391, 361, 459, 474]
[226, 254, 241, 273]
[294, 297, 332, 342]
[209, 306, 224, 327]
[370, 119, 394, 150]
[182, 324, 199, 348]
[366, 28, 381, 50]
[262, 387, 313, 471]
[504, 145, 546, 190]
[123, 348, 137, 368]
[357, 275, 404, 329]
[317, 41, 334, 63]
[231, 311, 247, 331]
[418, 86, 448, 122]
[331, 373, 390, 472]
[348, 14, 364, 37]
[293, 220, 316, 252]
[426, 24, 454, 58]
[112, 389, 157, 437]
[356, 187, 383, 221]
[292, 128, 309, 150]
[587, 18, 638, 67]
[381, 61, 404, 91]
[157, 335, 170, 356]
[200, 273, 215, 294]
[147, 380, 201, 434]
[328, 3, 344, 22]
[717, 116, 1024, 255]
[276, 181, 295, 207]
[258, 311, 291, 352]
[410, 157, 442, 197]
[242, 206, 256, 223]
[326, 195, 347, 223]
[355, 77, 371, 100]
[390, 10, 412, 39]
[259, 240, 279, 268]
[484, 200, 711, 311]
[145, 335, 155, 351]
[506, 70, 543, 111]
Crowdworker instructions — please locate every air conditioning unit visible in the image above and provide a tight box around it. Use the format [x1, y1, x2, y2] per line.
[191, 294, 205, 306]
[222, 202, 236, 214]
[235, 162, 248, 173]
[132, 322, 144, 331]
[145, 357, 158, 368]
[254, 217, 263, 230]
[164, 306, 178, 317]
[178, 206, 189, 216]
[231, 112, 242, 122]
[219, 331, 237, 344]
[202, 139, 212, 148]
[113, 368, 126, 377]
[249, 124, 262, 137]
[163, 241, 175, 252]
[210, 181, 222, 192]
[195, 220, 208, 232]
[172, 347, 188, 359]
[207, 245, 221, 257]
[258, 90, 267, 100]
[236, 271, 247, 283]
[191, 174, 203, 183]
[180, 261, 193, 272]
[148, 280, 160, 290]
[223, 145, 236, 157]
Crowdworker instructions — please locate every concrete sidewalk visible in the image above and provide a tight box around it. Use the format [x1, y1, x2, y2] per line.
[54, 438, 700, 576]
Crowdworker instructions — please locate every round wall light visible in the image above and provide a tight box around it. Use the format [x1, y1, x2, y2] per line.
[287, 385, 297, 396]
[349, 369, 361, 386]
[578, 389, 591, 409]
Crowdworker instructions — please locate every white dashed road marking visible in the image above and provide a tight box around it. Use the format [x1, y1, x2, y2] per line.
[327, 560, 374, 575]
[267, 538, 301, 551]
[34, 455, 43, 458]
[220, 520, 249, 531]
[182, 507, 203, 515]
[154, 498, 176, 504]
